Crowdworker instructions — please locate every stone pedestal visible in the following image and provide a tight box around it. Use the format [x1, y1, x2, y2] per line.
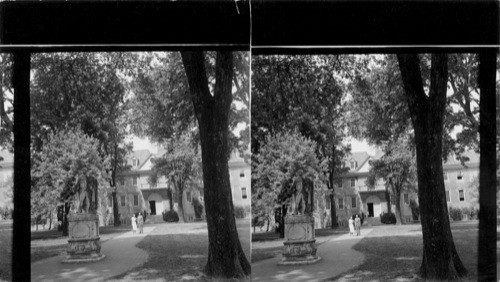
[62, 213, 105, 263]
[278, 214, 321, 265]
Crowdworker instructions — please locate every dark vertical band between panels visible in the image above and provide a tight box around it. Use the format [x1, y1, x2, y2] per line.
[477, 50, 498, 281]
[12, 51, 30, 282]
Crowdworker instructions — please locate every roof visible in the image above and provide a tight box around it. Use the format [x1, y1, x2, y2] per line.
[130, 149, 152, 170]
[443, 151, 480, 170]
[346, 151, 371, 172]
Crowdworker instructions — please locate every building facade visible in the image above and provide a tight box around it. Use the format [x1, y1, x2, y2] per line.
[327, 151, 479, 226]
[113, 148, 251, 223]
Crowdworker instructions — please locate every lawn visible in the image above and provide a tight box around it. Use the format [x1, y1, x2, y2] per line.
[331, 221, 480, 281]
[251, 226, 349, 263]
[111, 218, 251, 281]
[31, 224, 131, 262]
[0, 220, 12, 282]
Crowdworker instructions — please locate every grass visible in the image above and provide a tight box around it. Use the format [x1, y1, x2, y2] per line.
[31, 224, 131, 262]
[0, 220, 12, 282]
[111, 218, 251, 281]
[252, 226, 349, 242]
[330, 221, 480, 281]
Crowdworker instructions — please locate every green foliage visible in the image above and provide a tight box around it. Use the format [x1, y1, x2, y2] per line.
[31, 127, 110, 220]
[191, 197, 204, 219]
[449, 207, 463, 221]
[130, 52, 250, 154]
[0, 54, 13, 149]
[252, 130, 321, 204]
[380, 212, 397, 224]
[162, 210, 179, 222]
[234, 206, 246, 219]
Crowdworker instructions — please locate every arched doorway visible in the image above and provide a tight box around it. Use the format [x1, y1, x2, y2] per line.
[147, 193, 164, 215]
[366, 195, 381, 218]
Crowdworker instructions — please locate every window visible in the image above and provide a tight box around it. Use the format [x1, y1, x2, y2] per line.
[338, 197, 344, 209]
[446, 190, 450, 202]
[241, 187, 247, 199]
[459, 190, 465, 201]
[325, 196, 331, 210]
[337, 179, 342, 188]
[134, 195, 138, 206]
[350, 161, 356, 169]
[133, 158, 139, 167]
[133, 176, 137, 185]
[404, 193, 409, 204]
[350, 178, 356, 187]
[240, 170, 245, 177]
[457, 172, 463, 181]
[186, 191, 192, 202]
[120, 178, 125, 186]
[351, 197, 357, 208]
[120, 196, 126, 207]
[443, 172, 448, 181]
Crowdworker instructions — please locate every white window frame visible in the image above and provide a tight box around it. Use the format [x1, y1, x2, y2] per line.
[404, 193, 409, 205]
[120, 195, 126, 207]
[351, 196, 357, 208]
[186, 191, 192, 203]
[338, 197, 344, 209]
[350, 178, 356, 187]
[241, 187, 247, 199]
[350, 161, 356, 169]
[240, 170, 245, 177]
[457, 171, 463, 181]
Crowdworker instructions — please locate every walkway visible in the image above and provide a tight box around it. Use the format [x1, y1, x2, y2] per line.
[252, 229, 373, 282]
[31, 226, 156, 282]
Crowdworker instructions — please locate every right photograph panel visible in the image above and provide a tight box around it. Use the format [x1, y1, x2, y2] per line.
[251, 53, 497, 281]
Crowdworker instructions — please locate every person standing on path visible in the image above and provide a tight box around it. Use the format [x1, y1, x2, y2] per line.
[137, 212, 144, 234]
[348, 216, 355, 236]
[131, 214, 137, 234]
[354, 214, 361, 236]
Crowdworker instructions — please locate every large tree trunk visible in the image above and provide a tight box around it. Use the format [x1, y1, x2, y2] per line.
[181, 51, 250, 278]
[12, 51, 30, 282]
[397, 54, 467, 279]
[477, 51, 497, 281]
[112, 190, 120, 226]
[385, 187, 392, 213]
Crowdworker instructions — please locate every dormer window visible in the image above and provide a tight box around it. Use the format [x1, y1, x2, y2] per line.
[350, 161, 357, 169]
[133, 158, 139, 167]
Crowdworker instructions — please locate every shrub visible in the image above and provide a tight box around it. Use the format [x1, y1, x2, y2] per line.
[461, 206, 478, 220]
[191, 198, 204, 219]
[162, 210, 179, 222]
[234, 206, 246, 219]
[449, 207, 463, 221]
[380, 212, 396, 224]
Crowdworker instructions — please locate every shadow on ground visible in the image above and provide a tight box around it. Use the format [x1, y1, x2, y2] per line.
[329, 221, 479, 281]
[112, 219, 251, 281]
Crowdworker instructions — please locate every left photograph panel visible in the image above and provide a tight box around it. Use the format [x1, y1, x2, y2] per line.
[26, 51, 251, 281]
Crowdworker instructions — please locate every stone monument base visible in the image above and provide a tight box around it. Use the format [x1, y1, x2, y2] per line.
[278, 214, 321, 265]
[62, 213, 105, 263]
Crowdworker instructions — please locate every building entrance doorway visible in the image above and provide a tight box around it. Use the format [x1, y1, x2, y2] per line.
[367, 203, 374, 217]
[149, 201, 156, 215]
